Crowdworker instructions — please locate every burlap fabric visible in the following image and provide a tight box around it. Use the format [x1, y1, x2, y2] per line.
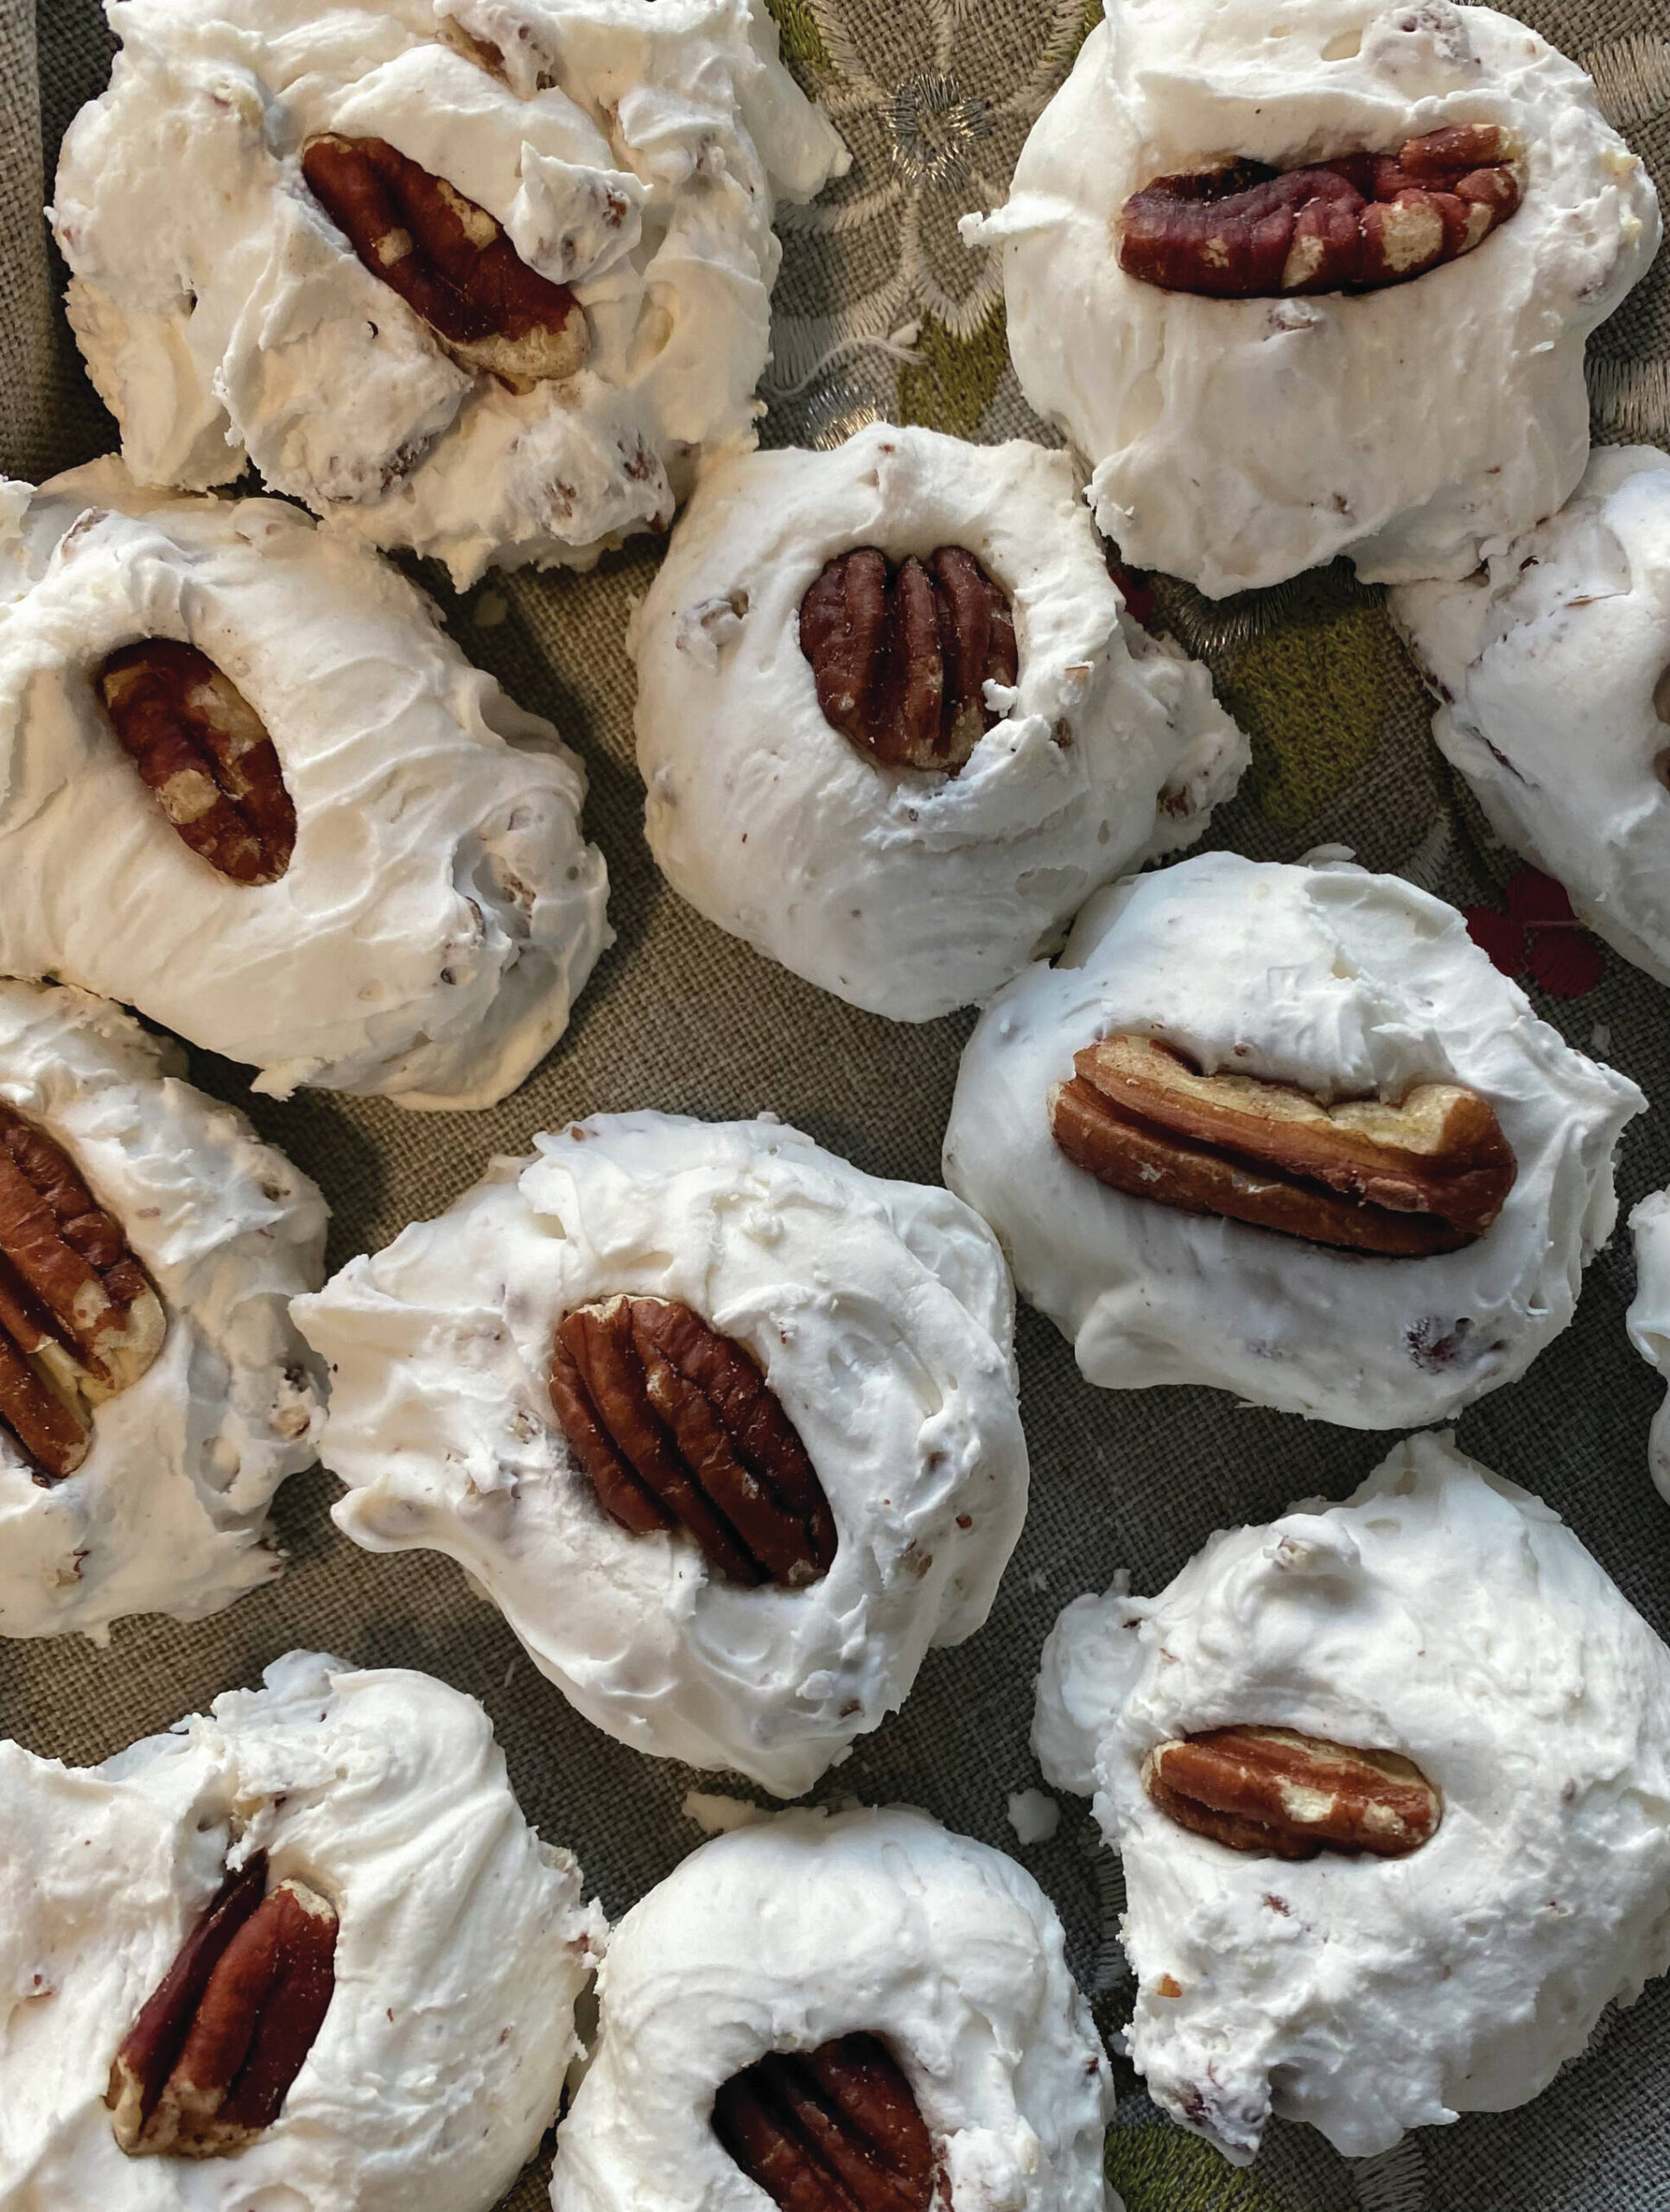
[3, 3, 1668, 2206]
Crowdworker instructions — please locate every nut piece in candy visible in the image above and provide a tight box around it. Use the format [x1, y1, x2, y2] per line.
[1143, 1726, 1442, 1860]
[435, 15, 512, 79]
[550, 1294, 837, 1587]
[1050, 1033, 1516, 1255]
[96, 641, 296, 887]
[713, 2031, 937, 2212]
[799, 544, 1019, 772]
[301, 133, 589, 391]
[1119, 124, 1522, 298]
[0, 1103, 166, 1482]
[108, 1853, 339, 2158]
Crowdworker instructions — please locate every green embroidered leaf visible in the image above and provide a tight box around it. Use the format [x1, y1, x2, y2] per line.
[1221, 586, 1390, 832]
[896, 304, 1013, 441]
[759, 0, 834, 74]
[1106, 2123, 1295, 2211]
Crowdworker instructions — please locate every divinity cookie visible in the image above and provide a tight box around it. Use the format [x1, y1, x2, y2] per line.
[295, 1111, 1028, 1796]
[963, 0, 1660, 597]
[943, 851, 1642, 1428]
[550, 1806, 1114, 2210]
[1034, 1433, 1670, 2163]
[632, 422, 1248, 1022]
[1393, 446, 1670, 983]
[1628, 1189, 1670, 1504]
[0, 1651, 604, 2205]
[51, 0, 847, 586]
[0, 978, 325, 1641]
[0, 461, 610, 1108]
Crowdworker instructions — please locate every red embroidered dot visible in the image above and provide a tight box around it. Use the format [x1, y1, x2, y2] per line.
[1505, 867, 1578, 931]
[1526, 926, 1607, 999]
[1464, 906, 1528, 977]
[1108, 564, 1159, 632]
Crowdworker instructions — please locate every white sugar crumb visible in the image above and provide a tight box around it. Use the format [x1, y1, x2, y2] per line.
[1007, 1789, 1061, 1844]
[473, 590, 508, 628]
[682, 1790, 772, 1836]
[1028, 1567, 1051, 1592]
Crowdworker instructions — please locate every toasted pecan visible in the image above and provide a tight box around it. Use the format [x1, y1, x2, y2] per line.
[1120, 124, 1521, 298]
[714, 2032, 937, 2212]
[302, 132, 588, 391]
[799, 544, 1019, 772]
[97, 641, 295, 886]
[1051, 1033, 1515, 1255]
[0, 1103, 165, 1481]
[1143, 1726, 1442, 1860]
[551, 1295, 837, 1586]
[109, 1855, 339, 2159]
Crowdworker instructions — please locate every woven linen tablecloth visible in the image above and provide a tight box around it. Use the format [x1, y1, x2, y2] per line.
[3, 3, 1669, 2207]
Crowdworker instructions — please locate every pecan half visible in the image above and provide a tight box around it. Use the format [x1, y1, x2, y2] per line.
[302, 133, 588, 391]
[1051, 1033, 1515, 1256]
[1120, 124, 1521, 297]
[0, 1103, 165, 1482]
[1143, 1726, 1442, 1860]
[97, 641, 295, 887]
[551, 1296, 837, 1586]
[714, 2032, 937, 2212]
[799, 545, 1019, 772]
[108, 1853, 339, 2159]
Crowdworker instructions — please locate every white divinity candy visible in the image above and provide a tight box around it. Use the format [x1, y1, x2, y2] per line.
[0, 978, 325, 1642]
[1033, 1433, 1670, 2163]
[0, 1650, 605, 2209]
[52, 0, 848, 586]
[632, 422, 1249, 1022]
[1393, 446, 1670, 985]
[550, 1805, 1117, 2211]
[1627, 1188, 1670, 1505]
[0, 461, 610, 1109]
[295, 1112, 1029, 1797]
[963, 0, 1661, 597]
[943, 852, 1643, 1429]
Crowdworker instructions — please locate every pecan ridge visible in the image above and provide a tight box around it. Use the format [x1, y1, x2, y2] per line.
[799, 545, 1019, 773]
[1120, 124, 1522, 298]
[1144, 1726, 1442, 1860]
[108, 1852, 340, 2158]
[714, 2031, 937, 2212]
[550, 1295, 837, 1587]
[302, 133, 589, 391]
[1051, 1033, 1516, 1256]
[0, 1103, 165, 1482]
[97, 641, 296, 887]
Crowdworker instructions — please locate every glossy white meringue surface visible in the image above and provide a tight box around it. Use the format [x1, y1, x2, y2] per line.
[964, 0, 1660, 597]
[1393, 445, 1670, 985]
[550, 1804, 1118, 2211]
[632, 421, 1248, 1021]
[0, 460, 611, 1109]
[1033, 1433, 1670, 2164]
[51, 0, 847, 584]
[295, 1111, 1030, 1797]
[0, 1651, 605, 2209]
[943, 852, 1643, 1429]
[1628, 1186, 1670, 1505]
[0, 979, 325, 1642]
